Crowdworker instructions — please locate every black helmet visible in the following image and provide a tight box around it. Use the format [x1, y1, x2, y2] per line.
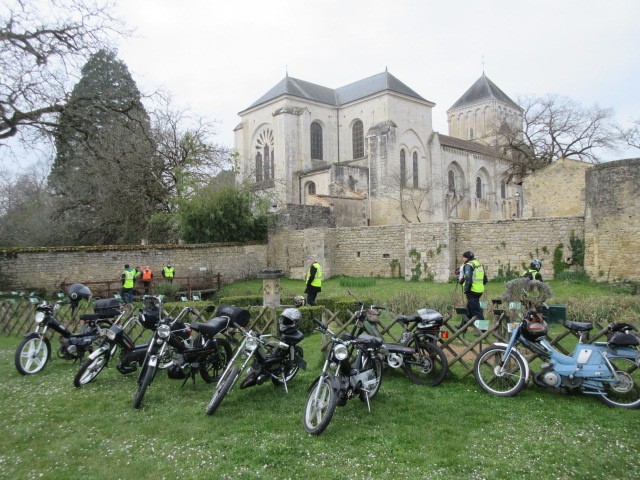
[530, 259, 541, 271]
[462, 251, 475, 260]
[279, 307, 301, 333]
[521, 311, 548, 341]
[67, 283, 92, 301]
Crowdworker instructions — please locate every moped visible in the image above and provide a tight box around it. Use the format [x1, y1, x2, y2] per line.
[15, 285, 117, 375]
[474, 310, 640, 409]
[303, 318, 384, 435]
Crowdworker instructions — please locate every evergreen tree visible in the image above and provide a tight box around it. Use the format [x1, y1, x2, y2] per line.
[49, 50, 164, 245]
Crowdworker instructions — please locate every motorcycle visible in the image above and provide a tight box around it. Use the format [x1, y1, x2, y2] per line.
[474, 310, 640, 408]
[73, 297, 181, 387]
[15, 284, 117, 375]
[206, 307, 306, 415]
[132, 297, 235, 409]
[347, 291, 448, 386]
[303, 318, 384, 435]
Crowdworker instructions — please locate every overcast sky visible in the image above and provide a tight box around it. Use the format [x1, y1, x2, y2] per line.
[110, 0, 639, 161]
[4, 0, 639, 173]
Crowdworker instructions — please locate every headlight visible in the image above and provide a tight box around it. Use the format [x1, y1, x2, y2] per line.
[244, 336, 259, 352]
[333, 344, 349, 361]
[106, 329, 116, 341]
[157, 324, 171, 339]
[35, 312, 45, 324]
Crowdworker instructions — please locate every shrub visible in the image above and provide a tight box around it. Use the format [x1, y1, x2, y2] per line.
[338, 276, 377, 288]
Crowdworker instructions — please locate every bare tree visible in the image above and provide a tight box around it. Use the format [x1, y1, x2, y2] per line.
[617, 118, 640, 150]
[149, 93, 231, 212]
[498, 94, 620, 178]
[0, 0, 125, 144]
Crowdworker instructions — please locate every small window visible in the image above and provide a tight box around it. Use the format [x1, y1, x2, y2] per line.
[255, 152, 263, 183]
[382, 253, 390, 258]
[469, 128, 474, 140]
[501, 180, 506, 199]
[400, 149, 406, 187]
[310, 122, 323, 160]
[476, 177, 482, 198]
[412, 152, 418, 188]
[352, 120, 364, 159]
[307, 182, 316, 195]
[448, 170, 455, 191]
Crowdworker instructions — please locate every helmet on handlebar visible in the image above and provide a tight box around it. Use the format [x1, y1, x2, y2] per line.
[521, 310, 548, 341]
[293, 295, 306, 307]
[530, 259, 542, 271]
[279, 307, 301, 333]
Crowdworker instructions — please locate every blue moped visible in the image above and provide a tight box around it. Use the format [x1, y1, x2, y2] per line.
[474, 311, 640, 409]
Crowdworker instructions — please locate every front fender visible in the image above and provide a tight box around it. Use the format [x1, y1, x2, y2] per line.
[307, 372, 341, 393]
[493, 342, 531, 382]
[87, 345, 111, 361]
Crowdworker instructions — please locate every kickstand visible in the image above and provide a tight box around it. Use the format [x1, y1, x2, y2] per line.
[364, 390, 371, 412]
[282, 375, 289, 394]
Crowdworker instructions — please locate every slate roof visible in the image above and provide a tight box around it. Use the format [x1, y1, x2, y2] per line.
[448, 74, 521, 112]
[437, 133, 508, 159]
[242, 71, 433, 113]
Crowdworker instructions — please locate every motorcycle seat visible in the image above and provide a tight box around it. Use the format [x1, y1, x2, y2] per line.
[355, 334, 383, 349]
[396, 314, 421, 325]
[190, 316, 230, 337]
[564, 320, 593, 332]
[80, 313, 114, 322]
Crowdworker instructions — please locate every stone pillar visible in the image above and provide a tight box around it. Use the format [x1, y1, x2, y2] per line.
[257, 268, 285, 307]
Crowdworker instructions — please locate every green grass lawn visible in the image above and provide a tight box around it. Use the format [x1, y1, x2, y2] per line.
[1, 328, 639, 479]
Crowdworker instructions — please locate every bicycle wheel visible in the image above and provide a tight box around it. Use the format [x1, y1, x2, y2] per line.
[272, 346, 304, 386]
[133, 364, 156, 409]
[598, 357, 640, 409]
[199, 339, 232, 383]
[474, 345, 526, 397]
[206, 365, 240, 415]
[303, 376, 337, 435]
[15, 335, 51, 375]
[74, 351, 109, 387]
[403, 337, 448, 387]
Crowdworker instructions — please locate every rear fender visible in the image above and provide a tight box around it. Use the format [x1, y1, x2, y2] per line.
[493, 342, 531, 382]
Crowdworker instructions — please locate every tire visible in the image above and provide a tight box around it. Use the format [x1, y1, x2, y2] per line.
[359, 356, 383, 402]
[272, 346, 304, 386]
[303, 376, 337, 435]
[15, 335, 51, 375]
[403, 337, 449, 387]
[474, 345, 526, 397]
[133, 363, 156, 409]
[199, 339, 233, 383]
[206, 365, 240, 415]
[598, 357, 640, 409]
[74, 351, 109, 387]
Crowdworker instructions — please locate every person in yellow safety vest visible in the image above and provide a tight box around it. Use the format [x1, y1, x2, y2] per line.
[141, 266, 153, 294]
[522, 259, 543, 281]
[121, 264, 140, 304]
[457, 251, 487, 327]
[162, 264, 175, 283]
[304, 257, 322, 306]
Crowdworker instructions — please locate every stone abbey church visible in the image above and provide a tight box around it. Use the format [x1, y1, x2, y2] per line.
[233, 71, 524, 226]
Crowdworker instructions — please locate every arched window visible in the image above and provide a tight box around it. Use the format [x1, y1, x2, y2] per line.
[448, 170, 455, 191]
[307, 182, 316, 195]
[255, 127, 274, 182]
[310, 122, 323, 160]
[352, 120, 364, 159]
[400, 149, 406, 187]
[501, 180, 506, 199]
[476, 177, 483, 198]
[412, 151, 418, 188]
[469, 128, 474, 140]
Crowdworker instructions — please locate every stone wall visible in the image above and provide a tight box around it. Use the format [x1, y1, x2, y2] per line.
[0, 243, 267, 293]
[273, 204, 335, 230]
[584, 158, 640, 281]
[522, 157, 591, 218]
